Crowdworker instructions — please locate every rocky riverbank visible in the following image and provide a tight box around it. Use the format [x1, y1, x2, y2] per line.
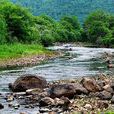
[0, 51, 61, 70]
[1, 74, 114, 114]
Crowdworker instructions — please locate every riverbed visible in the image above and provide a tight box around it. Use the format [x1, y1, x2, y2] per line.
[0, 45, 114, 114]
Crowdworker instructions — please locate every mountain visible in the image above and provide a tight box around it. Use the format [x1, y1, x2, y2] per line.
[11, 0, 114, 22]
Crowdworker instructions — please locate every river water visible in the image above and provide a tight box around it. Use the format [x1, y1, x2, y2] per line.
[0, 45, 114, 114]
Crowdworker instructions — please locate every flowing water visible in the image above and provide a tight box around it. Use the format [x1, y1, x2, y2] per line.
[0, 45, 114, 114]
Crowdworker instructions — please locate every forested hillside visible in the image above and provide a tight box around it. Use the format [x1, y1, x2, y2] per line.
[11, 0, 114, 22]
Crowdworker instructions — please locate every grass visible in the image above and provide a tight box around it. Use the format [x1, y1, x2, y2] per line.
[0, 43, 49, 60]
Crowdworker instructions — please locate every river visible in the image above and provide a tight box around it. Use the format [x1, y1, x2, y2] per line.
[0, 45, 114, 114]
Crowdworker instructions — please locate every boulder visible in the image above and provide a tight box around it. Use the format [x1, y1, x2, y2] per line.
[39, 97, 55, 106]
[81, 78, 102, 92]
[71, 83, 88, 95]
[97, 91, 112, 100]
[10, 74, 47, 92]
[49, 84, 76, 98]
[103, 84, 114, 94]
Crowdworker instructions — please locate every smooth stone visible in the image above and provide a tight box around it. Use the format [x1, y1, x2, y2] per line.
[84, 104, 92, 110]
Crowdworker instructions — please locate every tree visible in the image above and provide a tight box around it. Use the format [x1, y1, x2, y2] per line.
[0, 2, 40, 43]
[0, 15, 8, 44]
[84, 10, 114, 47]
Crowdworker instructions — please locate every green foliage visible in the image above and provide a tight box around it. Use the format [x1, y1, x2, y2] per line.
[58, 16, 82, 42]
[11, 0, 114, 23]
[0, 15, 8, 44]
[84, 10, 114, 47]
[0, 2, 40, 43]
[0, 43, 46, 59]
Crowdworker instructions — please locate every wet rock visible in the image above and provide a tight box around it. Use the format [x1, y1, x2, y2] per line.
[8, 102, 13, 107]
[49, 84, 76, 98]
[81, 78, 102, 92]
[10, 74, 47, 92]
[84, 104, 92, 110]
[111, 95, 114, 104]
[39, 97, 55, 106]
[26, 88, 43, 95]
[39, 108, 51, 113]
[6, 95, 14, 102]
[97, 101, 109, 109]
[0, 103, 4, 109]
[97, 90, 112, 100]
[13, 103, 20, 109]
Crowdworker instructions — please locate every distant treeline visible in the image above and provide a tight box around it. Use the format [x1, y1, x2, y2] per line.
[0, 1, 114, 47]
[11, 0, 114, 23]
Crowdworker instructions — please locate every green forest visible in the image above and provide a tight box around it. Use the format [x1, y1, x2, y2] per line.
[11, 0, 114, 23]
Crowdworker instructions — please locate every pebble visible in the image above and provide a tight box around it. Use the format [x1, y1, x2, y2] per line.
[84, 104, 92, 110]
[6, 95, 14, 102]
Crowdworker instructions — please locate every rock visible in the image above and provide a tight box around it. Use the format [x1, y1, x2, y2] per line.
[71, 83, 88, 95]
[39, 97, 55, 106]
[26, 88, 43, 95]
[97, 80, 105, 90]
[6, 95, 14, 102]
[49, 84, 76, 98]
[111, 95, 114, 104]
[0, 103, 4, 109]
[103, 84, 114, 93]
[61, 96, 71, 110]
[39, 91, 50, 97]
[54, 98, 64, 106]
[13, 103, 20, 109]
[10, 74, 47, 92]
[20, 113, 27, 114]
[84, 104, 92, 110]
[81, 78, 102, 92]
[39, 108, 51, 113]
[97, 101, 109, 109]
[97, 91, 112, 100]
[49, 112, 57, 114]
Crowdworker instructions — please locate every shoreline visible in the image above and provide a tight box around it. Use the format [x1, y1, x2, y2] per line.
[0, 51, 62, 70]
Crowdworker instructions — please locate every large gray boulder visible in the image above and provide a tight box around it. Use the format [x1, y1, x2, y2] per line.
[9, 74, 47, 92]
